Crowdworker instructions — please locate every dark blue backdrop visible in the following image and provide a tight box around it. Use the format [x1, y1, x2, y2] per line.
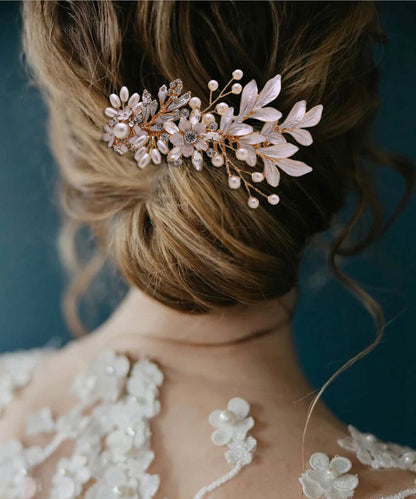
[0, 2, 415, 445]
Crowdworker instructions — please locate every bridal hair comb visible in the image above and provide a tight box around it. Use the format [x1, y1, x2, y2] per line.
[102, 70, 323, 209]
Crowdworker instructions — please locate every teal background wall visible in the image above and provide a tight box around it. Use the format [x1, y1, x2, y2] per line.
[0, 3, 415, 444]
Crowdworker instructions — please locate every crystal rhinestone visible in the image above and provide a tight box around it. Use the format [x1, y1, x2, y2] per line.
[129, 122, 134, 127]
[208, 122, 218, 130]
[167, 89, 173, 95]
[184, 130, 198, 144]
[169, 81, 176, 88]
[207, 148, 215, 158]
[161, 133, 170, 142]
[151, 122, 164, 131]
[180, 108, 190, 118]
[172, 159, 183, 167]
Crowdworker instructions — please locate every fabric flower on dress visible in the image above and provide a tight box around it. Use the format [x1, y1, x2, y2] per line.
[338, 425, 416, 473]
[225, 436, 257, 466]
[209, 397, 254, 446]
[130, 359, 164, 387]
[50, 455, 92, 499]
[126, 370, 161, 419]
[73, 350, 130, 404]
[299, 452, 359, 499]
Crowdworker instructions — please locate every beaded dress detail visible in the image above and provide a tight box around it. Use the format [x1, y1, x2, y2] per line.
[0, 348, 415, 499]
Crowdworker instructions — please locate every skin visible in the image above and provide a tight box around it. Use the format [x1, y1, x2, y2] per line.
[0, 287, 413, 498]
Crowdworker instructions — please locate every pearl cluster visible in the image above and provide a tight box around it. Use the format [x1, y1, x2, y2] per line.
[102, 69, 323, 209]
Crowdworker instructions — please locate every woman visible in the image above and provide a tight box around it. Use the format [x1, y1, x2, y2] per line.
[0, 1, 414, 498]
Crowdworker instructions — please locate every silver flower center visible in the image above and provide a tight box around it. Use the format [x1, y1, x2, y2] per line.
[184, 130, 198, 143]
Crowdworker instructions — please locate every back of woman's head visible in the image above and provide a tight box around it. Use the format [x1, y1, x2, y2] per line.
[22, 1, 414, 333]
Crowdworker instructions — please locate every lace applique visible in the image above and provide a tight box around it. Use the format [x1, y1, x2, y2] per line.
[376, 487, 416, 499]
[193, 397, 257, 499]
[299, 452, 359, 499]
[0, 350, 163, 499]
[338, 426, 416, 473]
[0, 348, 49, 414]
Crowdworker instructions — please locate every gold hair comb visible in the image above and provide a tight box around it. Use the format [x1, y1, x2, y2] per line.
[102, 70, 322, 209]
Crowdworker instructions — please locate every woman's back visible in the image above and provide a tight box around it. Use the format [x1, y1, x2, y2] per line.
[1, 300, 415, 498]
[9, 1, 415, 497]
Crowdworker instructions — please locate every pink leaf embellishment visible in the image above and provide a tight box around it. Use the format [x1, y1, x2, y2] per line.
[256, 74, 281, 108]
[263, 158, 280, 187]
[250, 107, 282, 122]
[238, 80, 258, 118]
[276, 158, 312, 177]
[220, 107, 234, 134]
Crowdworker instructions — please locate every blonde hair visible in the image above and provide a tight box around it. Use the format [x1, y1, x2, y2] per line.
[22, 0, 414, 467]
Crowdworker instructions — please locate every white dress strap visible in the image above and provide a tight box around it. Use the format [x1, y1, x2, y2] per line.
[193, 397, 256, 499]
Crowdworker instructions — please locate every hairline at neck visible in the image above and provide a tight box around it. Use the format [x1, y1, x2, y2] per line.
[95, 286, 297, 346]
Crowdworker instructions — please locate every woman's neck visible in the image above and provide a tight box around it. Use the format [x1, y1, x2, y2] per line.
[95, 287, 297, 346]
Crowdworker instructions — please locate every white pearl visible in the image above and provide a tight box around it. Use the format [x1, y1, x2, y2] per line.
[228, 176, 241, 189]
[232, 83, 242, 95]
[208, 80, 219, 91]
[157, 139, 169, 154]
[252, 172, 264, 183]
[114, 123, 129, 139]
[128, 92, 140, 108]
[105, 107, 117, 118]
[268, 194, 280, 205]
[134, 147, 146, 162]
[235, 148, 248, 161]
[248, 196, 259, 209]
[216, 102, 229, 115]
[151, 149, 161, 165]
[138, 153, 151, 169]
[202, 113, 215, 125]
[110, 93, 121, 108]
[211, 154, 224, 167]
[232, 69, 243, 80]
[131, 134, 148, 147]
[189, 96, 201, 109]
[218, 410, 237, 425]
[119, 86, 129, 103]
[189, 109, 201, 125]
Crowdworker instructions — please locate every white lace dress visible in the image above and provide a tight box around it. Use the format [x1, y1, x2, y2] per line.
[0, 348, 415, 499]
